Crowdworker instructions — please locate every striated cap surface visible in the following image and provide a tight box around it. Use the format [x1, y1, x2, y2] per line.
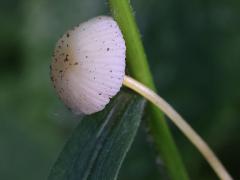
[50, 16, 126, 114]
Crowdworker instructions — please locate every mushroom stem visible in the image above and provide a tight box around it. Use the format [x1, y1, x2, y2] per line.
[123, 75, 233, 180]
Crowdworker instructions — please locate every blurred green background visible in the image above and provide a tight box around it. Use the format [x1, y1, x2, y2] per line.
[0, 0, 239, 179]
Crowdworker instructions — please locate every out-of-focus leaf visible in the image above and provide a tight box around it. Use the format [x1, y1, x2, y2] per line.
[48, 90, 145, 180]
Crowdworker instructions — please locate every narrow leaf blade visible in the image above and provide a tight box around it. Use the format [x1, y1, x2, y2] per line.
[48, 90, 145, 180]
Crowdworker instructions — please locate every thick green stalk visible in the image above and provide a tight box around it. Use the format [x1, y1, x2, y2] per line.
[108, 0, 189, 179]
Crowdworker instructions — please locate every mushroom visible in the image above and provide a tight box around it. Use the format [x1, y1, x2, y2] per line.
[50, 16, 232, 180]
[51, 16, 125, 114]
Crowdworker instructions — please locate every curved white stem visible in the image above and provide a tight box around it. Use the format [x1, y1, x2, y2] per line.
[123, 75, 233, 180]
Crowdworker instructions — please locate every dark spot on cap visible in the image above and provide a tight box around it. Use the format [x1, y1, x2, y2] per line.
[110, 70, 112, 73]
[98, 93, 102, 95]
[64, 54, 69, 62]
[66, 33, 70, 37]
[67, 44, 69, 47]
[74, 62, 78, 65]
[107, 48, 110, 51]
[85, 56, 88, 58]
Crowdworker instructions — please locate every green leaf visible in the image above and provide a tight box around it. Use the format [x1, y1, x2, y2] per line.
[48, 90, 145, 180]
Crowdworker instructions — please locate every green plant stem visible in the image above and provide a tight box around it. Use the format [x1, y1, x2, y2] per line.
[108, 0, 189, 180]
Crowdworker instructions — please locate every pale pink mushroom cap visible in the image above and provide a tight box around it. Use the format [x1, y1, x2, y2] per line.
[50, 16, 126, 114]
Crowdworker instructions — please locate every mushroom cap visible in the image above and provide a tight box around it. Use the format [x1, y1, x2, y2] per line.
[50, 16, 126, 114]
